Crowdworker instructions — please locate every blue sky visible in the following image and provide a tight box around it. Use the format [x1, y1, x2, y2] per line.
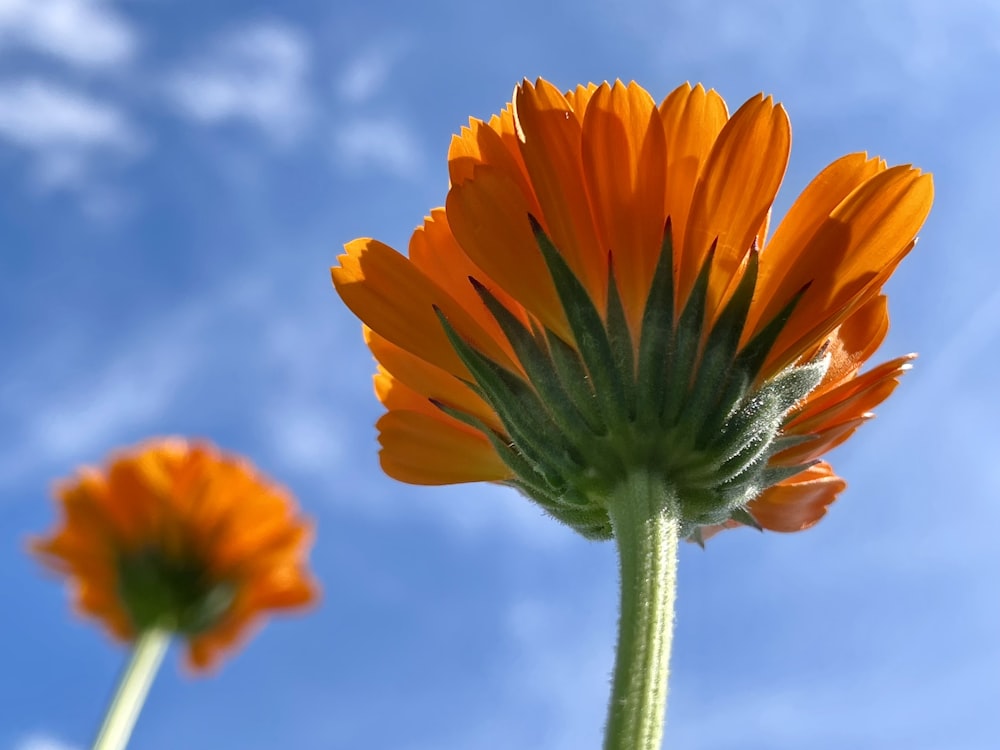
[2, 0, 998, 748]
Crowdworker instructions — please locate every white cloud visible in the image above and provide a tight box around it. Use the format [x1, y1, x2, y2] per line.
[11, 733, 80, 750]
[500, 596, 614, 749]
[266, 405, 346, 474]
[166, 21, 311, 143]
[0, 293, 208, 490]
[336, 47, 398, 103]
[0, 78, 141, 188]
[27, 340, 193, 462]
[0, 78, 137, 149]
[333, 116, 424, 179]
[599, 0, 1000, 117]
[0, 0, 137, 68]
[401, 592, 615, 750]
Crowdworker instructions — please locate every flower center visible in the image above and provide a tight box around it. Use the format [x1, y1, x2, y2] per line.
[117, 547, 236, 635]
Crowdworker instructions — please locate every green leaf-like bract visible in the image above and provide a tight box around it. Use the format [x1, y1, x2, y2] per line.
[429, 220, 829, 542]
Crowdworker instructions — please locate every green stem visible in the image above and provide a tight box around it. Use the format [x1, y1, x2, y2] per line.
[92, 628, 170, 750]
[603, 470, 680, 750]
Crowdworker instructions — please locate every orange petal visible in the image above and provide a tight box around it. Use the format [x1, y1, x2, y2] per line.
[377, 409, 513, 485]
[449, 109, 531, 195]
[446, 165, 571, 340]
[770, 416, 869, 467]
[373, 368, 511, 468]
[408, 208, 528, 370]
[243, 569, 318, 610]
[745, 152, 886, 341]
[565, 82, 599, 111]
[787, 355, 914, 435]
[366, 327, 504, 433]
[215, 521, 310, 575]
[747, 462, 846, 532]
[658, 83, 729, 313]
[755, 166, 933, 373]
[581, 80, 667, 336]
[816, 294, 890, 390]
[684, 94, 791, 324]
[76, 580, 134, 640]
[105, 459, 172, 551]
[513, 78, 607, 312]
[333, 238, 519, 380]
[187, 614, 251, 672]
[375, 366, 452, 417]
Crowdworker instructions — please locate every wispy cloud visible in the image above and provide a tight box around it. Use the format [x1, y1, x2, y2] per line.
[0, 290, 213, 491]
[0, 78, 141, 189]
[11, 733, 80, 750]
[165, 21, 312, 144]
[336, 46, 402, 104]
[0, 0, 137, 68]
[598, 0, 1000, 117]
[333, 116, 424, 179]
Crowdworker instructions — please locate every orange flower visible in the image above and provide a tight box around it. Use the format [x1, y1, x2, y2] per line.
[32, 438, 318, 671]
[333, 79, 932, 541]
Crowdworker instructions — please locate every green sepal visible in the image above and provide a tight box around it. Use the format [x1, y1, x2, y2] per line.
[470, 277, 594, 440]
[683, 250, 759, 444]
[635, 221, 676, 431]
[687, 526, 706, 549]
[769, 432, 821, 455]
[433, 306, 582, 487]
[729, 506, 763, 531]
[733, 281, 812, 383]
[428, 397, 564, 501]
[530, 215, 629, 428]
[117, 549, 236, 635]
[605, 254, 637, 420]
[662, 241, 716, 428]
[696, 283, 809, 453]
[707, 357, 829, 466]
[759, 460, 819, 487]
[545, 328, 606, 435]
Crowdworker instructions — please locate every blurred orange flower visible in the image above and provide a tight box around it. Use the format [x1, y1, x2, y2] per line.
[32, 438, 318, 671]
[333, 79, 932, 541]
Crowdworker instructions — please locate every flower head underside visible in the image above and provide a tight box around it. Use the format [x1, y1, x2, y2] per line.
[32, 438, 318, 670]
[333, 79, 932, 542]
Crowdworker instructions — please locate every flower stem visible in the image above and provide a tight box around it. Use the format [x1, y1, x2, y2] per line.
[603, 470, 680, 750]
[92, 628, 170, 750]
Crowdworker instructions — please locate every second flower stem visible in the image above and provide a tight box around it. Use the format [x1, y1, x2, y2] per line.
[603, 470, 680, 750]
[92, 627, 170, 750]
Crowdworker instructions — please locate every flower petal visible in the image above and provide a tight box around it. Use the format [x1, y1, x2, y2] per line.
[377, 409, 513, 485]
[816, 294, 890, 389]
[753, 165, 933, 372]
[514, 78, 607, 311]
[366, 327, 504, 432]
[409, 207, 528, 369]
[744, 152, 886, 342]
[684, 94, 791, 324]
[581, 80, 667, 335]
[787, 355, 914, 435]
[449, 106, 529, 193]
[770, 416, 869, 467]
[657, 83, 729, 312]
[447, 165, 572, 340]
[747, 462, 846, 532]
[333, 238, 519, 380]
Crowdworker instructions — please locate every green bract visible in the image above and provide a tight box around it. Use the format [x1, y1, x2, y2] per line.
[433, 219, 828, 541]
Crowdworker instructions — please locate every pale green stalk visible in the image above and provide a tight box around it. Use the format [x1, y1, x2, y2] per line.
[603, 470, 680, 750]
[92, 628, 170, 750]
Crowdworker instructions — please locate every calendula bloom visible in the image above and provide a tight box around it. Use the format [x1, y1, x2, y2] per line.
[333, 79, 932, 542]
[32, 438, 318, 671]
